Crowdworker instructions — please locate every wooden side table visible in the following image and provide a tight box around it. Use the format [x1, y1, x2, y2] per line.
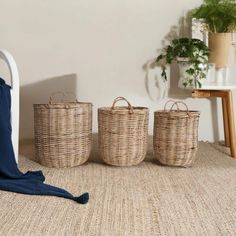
[192, 86, 236, 158]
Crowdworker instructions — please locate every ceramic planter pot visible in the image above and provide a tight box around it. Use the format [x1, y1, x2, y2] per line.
[178, 61, 199, 89]
[208, 33, 231, 69]
[177, 59, 208, 89]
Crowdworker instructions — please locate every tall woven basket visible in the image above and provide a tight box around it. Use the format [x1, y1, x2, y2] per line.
[34, 92, 92, 168]
[98, 97, 149, 166]
[153, 100, 200, 167]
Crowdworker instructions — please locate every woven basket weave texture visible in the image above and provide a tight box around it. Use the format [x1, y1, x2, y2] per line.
[34, 93, 92, 168]
[98, 97, 149, 166]
[153, 100, 200, 167]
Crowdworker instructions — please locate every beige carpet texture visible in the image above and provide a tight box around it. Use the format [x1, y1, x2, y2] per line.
[0, 138, 236, 236]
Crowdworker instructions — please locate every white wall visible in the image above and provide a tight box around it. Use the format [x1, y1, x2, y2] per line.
[0, 0, 231, 141]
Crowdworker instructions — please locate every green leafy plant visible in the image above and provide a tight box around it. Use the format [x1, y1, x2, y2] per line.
[156, 38, 209, 88]
[191, 0, 236, 33]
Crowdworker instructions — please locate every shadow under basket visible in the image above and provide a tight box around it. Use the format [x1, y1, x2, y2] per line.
[98, 97, 149, 167]
[153, 100, 200, 167]
[34, 93, 92, 168]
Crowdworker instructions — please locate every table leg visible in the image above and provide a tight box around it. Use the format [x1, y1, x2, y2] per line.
[225, 91, 236, 158]
[222, 97, 230, 147]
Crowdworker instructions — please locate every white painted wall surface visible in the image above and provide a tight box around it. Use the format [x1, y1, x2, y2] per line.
[0, 0, 233, 141]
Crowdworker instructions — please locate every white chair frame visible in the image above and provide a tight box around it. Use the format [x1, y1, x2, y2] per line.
[0, 50, 19, 163]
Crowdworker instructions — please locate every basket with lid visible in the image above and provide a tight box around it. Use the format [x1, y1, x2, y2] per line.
[34, 92, 92, 168]
[153, 100, 200, 167]
[98, 96, 149, 166]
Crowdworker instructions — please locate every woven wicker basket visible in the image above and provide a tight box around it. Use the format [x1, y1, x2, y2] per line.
[98, 97, 149, 166]
[153, 100, 200, 167]
[34, 92, 92, 168]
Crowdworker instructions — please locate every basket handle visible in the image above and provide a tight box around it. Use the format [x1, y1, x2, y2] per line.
[63, 92, 79, 103]
[49, 91, 64, 103]
[164, 100, 180, 111]
[111, 96, 134, 114]
[49, 91, 79, 104]
[170, 101, 189, 112]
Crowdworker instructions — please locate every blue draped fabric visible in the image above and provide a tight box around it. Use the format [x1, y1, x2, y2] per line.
[0, 78, 89, 204]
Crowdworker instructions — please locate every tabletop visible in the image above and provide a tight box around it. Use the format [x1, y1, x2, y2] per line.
[199, 83, 236, 90]
[196, 65, 236, 90]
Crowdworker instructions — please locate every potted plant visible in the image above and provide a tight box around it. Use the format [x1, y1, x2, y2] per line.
[156, 37, 209, 89]
[191, 0, 236, 68]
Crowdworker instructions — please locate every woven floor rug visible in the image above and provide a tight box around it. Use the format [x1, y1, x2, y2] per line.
[0, 140, 235, 236]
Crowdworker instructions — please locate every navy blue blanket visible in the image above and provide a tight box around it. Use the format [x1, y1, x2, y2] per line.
[0, 78, 89, 204]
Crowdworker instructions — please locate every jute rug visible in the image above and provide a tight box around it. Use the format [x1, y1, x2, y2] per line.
[0, 139, 236, 236]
